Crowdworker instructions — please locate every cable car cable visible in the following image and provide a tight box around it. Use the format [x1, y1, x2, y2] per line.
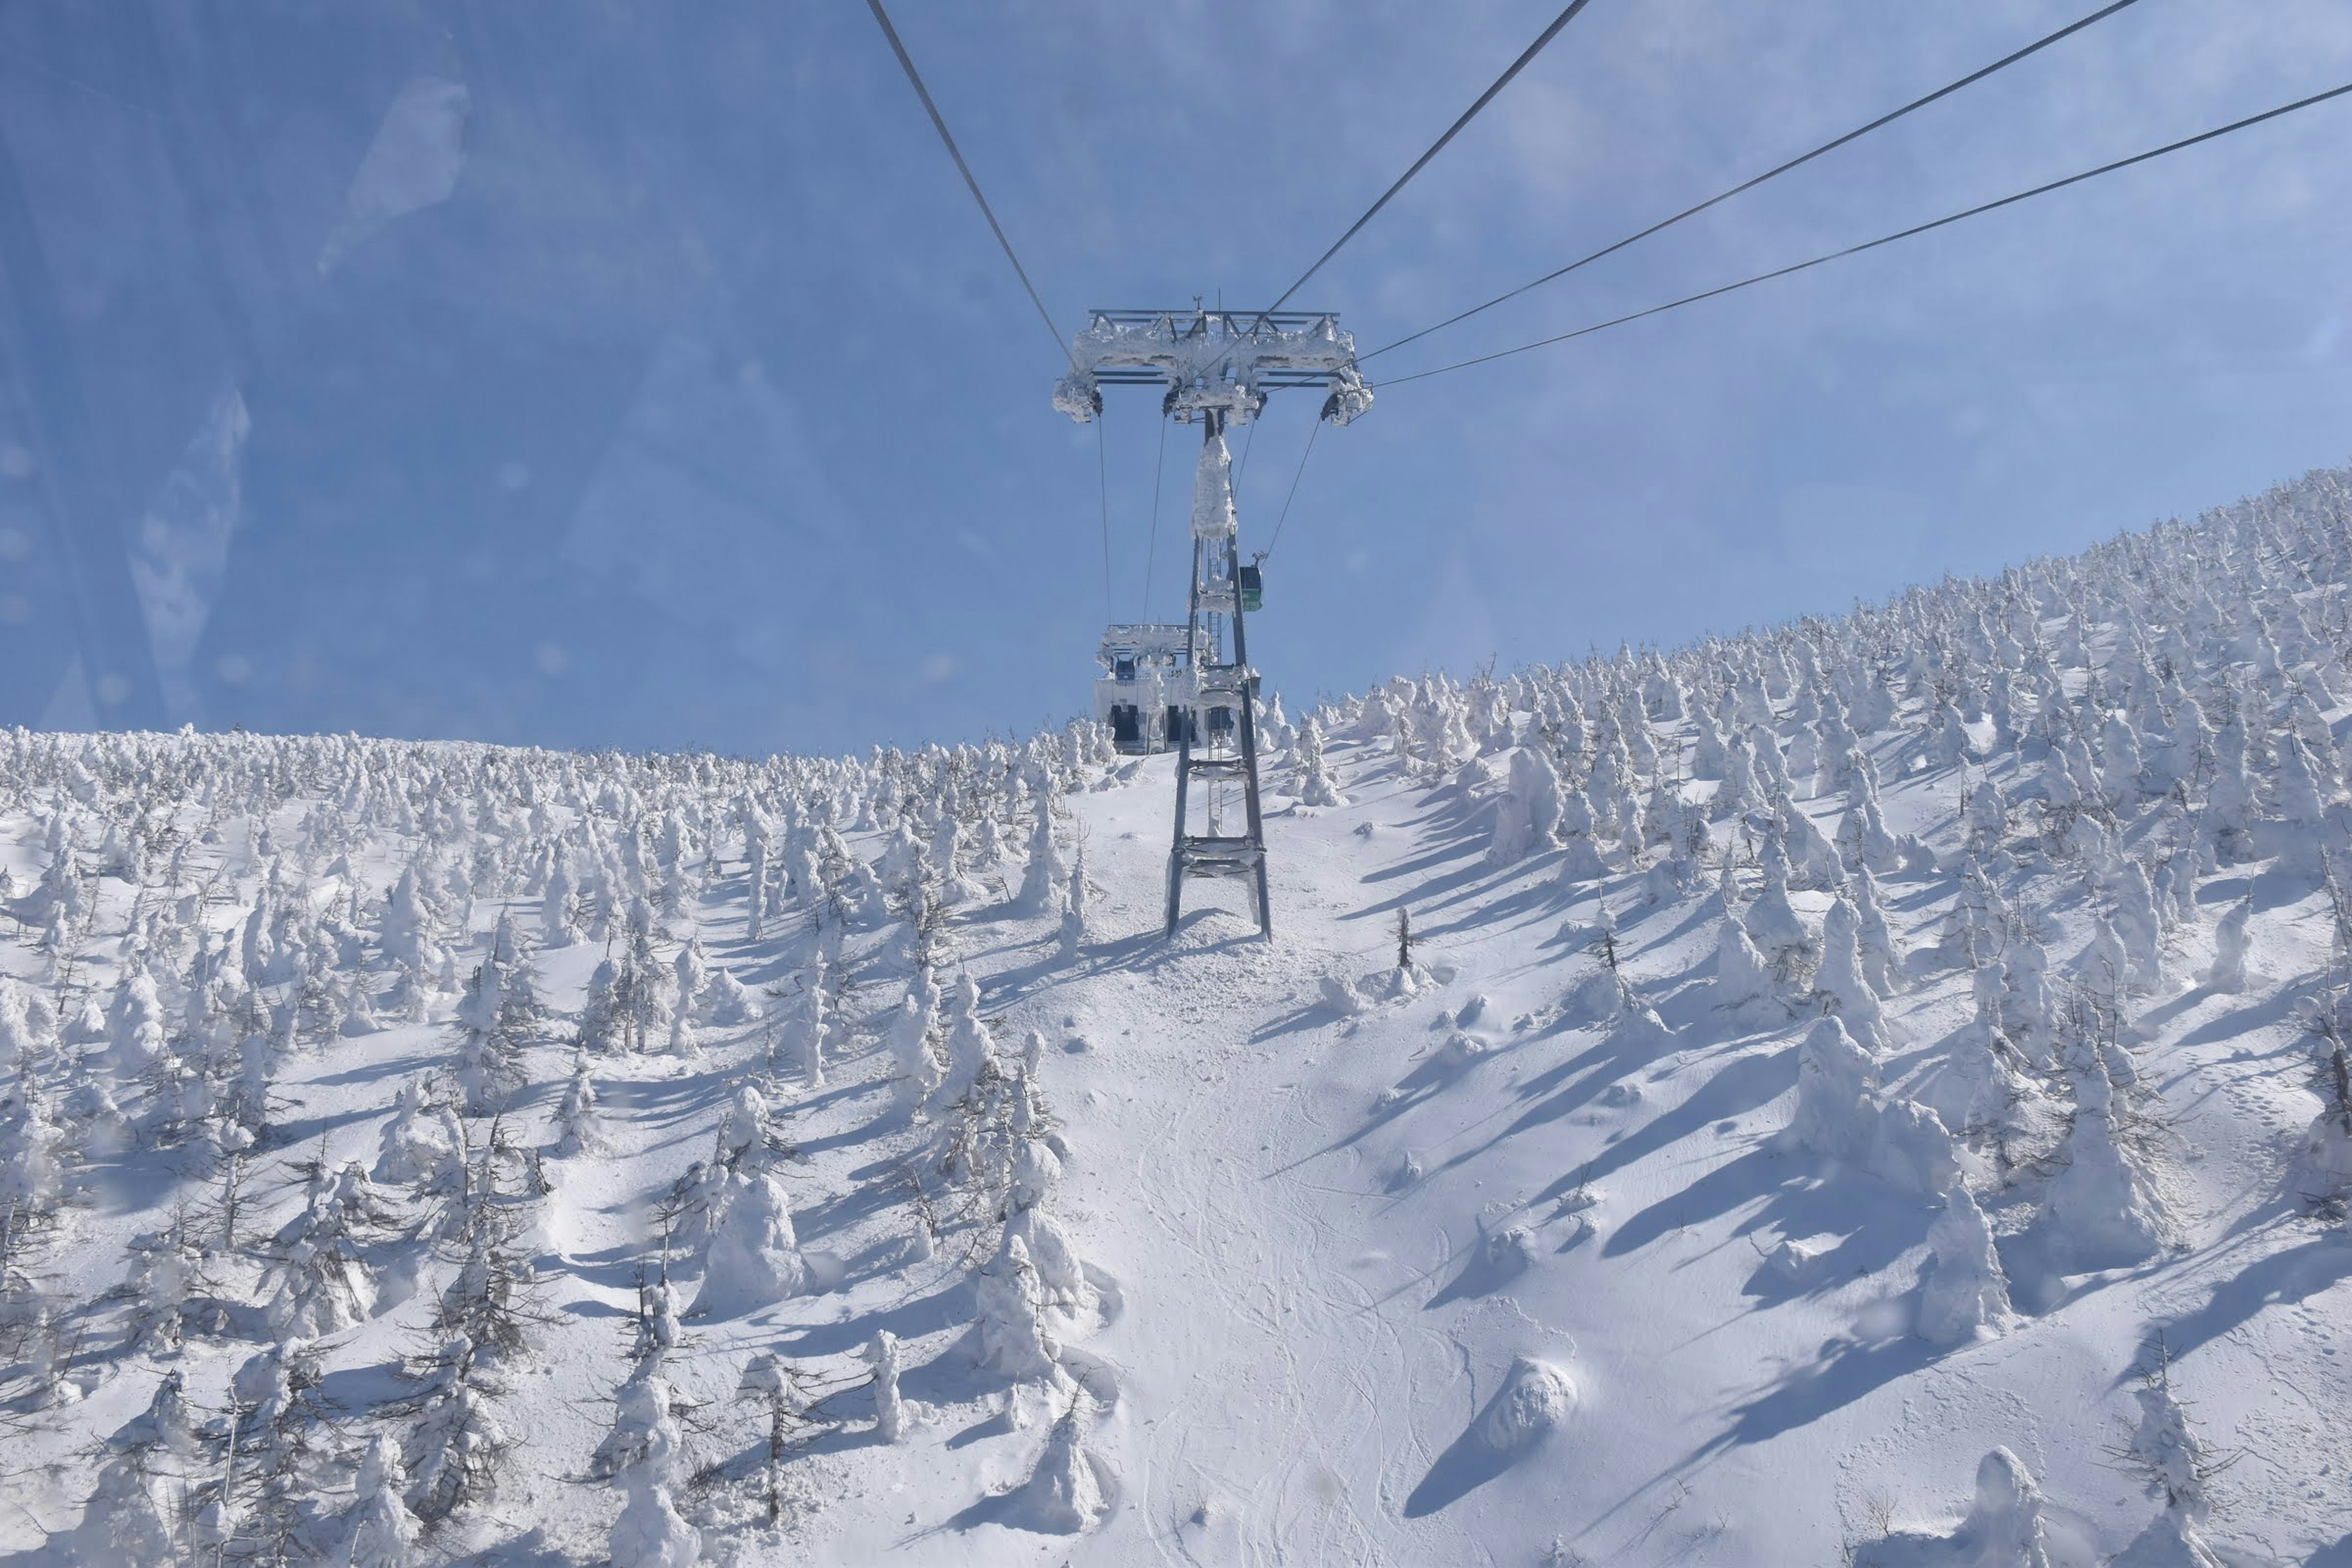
[863, 0, 1074, 369]
[1262, 418, 1322, 561]
[1259, 0, 1596, 322]
[1364, 0, 2144, 363]
[1142, 415, 1167, 618]
[1096, 417, 1114, 622]
[1374, 78, 2352, 390]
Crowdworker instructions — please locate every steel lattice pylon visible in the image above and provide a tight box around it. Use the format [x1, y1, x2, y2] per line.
[1054, 307, 1371, 938]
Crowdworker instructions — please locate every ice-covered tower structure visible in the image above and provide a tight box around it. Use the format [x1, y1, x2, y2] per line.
[1055, 307, 1371, 937]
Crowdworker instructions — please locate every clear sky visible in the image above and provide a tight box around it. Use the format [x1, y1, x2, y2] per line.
[1, 1, 2348, 757]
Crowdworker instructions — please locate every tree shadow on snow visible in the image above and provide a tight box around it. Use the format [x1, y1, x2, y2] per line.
[1692, 1329, 1936, 1459]
[1401, 1415, 1521, 1518]
[777, 1280, 971, 1362]
[2146, 1229, 2352, 1365]
[1425, 1238, 1529, 1310]
[1604, 1142, 1925, 1280]
[1570, 1044, 1795, 1199]
[2168, 986, 2302, 1052]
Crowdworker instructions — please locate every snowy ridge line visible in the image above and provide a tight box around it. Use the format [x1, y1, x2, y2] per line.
[0, 460, 2348, 1561]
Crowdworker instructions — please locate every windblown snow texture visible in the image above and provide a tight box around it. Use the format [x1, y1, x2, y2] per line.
[3, 466, 2352, 1562]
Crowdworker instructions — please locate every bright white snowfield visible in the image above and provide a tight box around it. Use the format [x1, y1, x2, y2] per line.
[9, 474, 2352, 1568]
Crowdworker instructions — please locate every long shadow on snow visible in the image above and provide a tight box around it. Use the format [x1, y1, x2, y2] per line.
[251, 1102, 382, 1152]
[2307, 1532, 2352, 1566]
[1287, 1005, 1612, 1174]
[1415, 871, 1581, 946]
[1343, 854, 1498, 930]
[307, 1049, 447, 1087]
[1433, 1031, 1659, 1177]
[1365, 781, 1505, 867]
[1570, 1044, 1795, 1201]
[2168, 986, 2302, 1052]
[1604, 1139, 1934, 1320]
[1690, 1330, 1938, 1458]
[792, 1175, 905, 1245]
[1425, 1240, 1536, 1310]
[1248, 997, 1344, 1045]
[1401, 1413, 1521, 1518]
[777, 1280, 971, 1362]
[2147, 1228, 2352, 1365]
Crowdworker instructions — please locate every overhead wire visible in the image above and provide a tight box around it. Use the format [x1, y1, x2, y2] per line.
[1262, 418, 1322, 561]
[1096, 417, 1114, 622]
[1142, 415, 1167, 618]
[1374, 79, 2352, 389]
[862, 0, 1074, 369]
[1365, 0, 2146, 362]
[1261, 0, 1596, 318]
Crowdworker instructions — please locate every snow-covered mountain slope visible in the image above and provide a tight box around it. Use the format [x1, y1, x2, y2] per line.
[7, 467, 2352, 1566]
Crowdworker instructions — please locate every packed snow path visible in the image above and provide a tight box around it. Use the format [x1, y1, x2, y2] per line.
[5, 466, 2352, 1564]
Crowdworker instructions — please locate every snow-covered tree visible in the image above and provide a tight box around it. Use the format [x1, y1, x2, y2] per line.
[2042, 1030, 2164, 1265]
[690, 1166, 805, 1317]
[551, 1053, 605, 1158]
[1916, 1182, 2014, 1347]
[2204, 895, 2252, 993]
[1014, 788, 1067, 916]
[870, 1330, 908, 1443]
[1294, 717, 1346, 809]
[70, 1371, 200, 1562]
[1814, 895, 1890, 1050]
[342, 1434, 421, 1568]
[1006, 1392, 1112, 1534]
[267, 1159, 391, 1336]
[452, 918, 543, 1114]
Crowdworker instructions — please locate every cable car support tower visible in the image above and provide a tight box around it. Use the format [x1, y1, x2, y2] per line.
[1055, 308, 1371, 938]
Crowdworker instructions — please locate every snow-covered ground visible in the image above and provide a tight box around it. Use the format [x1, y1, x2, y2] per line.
[6, 467, 2352, 1565]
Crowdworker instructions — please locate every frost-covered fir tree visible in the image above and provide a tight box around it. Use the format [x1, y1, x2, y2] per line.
[1915, 1182, 2014, 1347]
[401, 1335, 509, 1523]
[870, 1329, 908, 1443]
[2042, 1028, 2163, 1265]
[1742, 831, 1817, 981]
[453, 916, 543, 1115]
[1008, 1392, 1112, 1534]
[2113, 1344, 2226, 1567]
[551, 1053, 605, 1158]
[1014, 786, 1067, 916]
[1712, 917, 1784, 1026]
[934, 970, 994, 1115]
[1487, 745, 1563, 865]
[1059, 840, 1089, 959]
[972, 1231, 1065, 1386]
[375, 1077, 466, 1193]
[267, 1159, 390, 1335]
[605, 1367, 699, 1568]
[690, 1166, 805, 1317]
[225, 1336, 338, 1560]
[1814, 895, 1890, 1050]
[2204, 895, 2252, 993]
[1294, 716, 1347, 809]
[342, 1434, 421, 1568]
[69, 1370, 199, 1562]
[890, 991, 944, 1117]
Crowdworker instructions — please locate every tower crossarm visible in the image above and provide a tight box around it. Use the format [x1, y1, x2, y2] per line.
[1054, 308, 1373, 427]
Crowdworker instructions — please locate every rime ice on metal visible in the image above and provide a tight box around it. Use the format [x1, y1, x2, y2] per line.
[1055, 307, 1372, 937]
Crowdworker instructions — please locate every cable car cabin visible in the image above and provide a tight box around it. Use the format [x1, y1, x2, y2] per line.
[1095, 624, 1207, 756]
[1237, 562, 1263, 613]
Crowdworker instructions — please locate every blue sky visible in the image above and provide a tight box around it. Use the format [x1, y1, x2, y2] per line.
[1, 1, 2348, 756]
